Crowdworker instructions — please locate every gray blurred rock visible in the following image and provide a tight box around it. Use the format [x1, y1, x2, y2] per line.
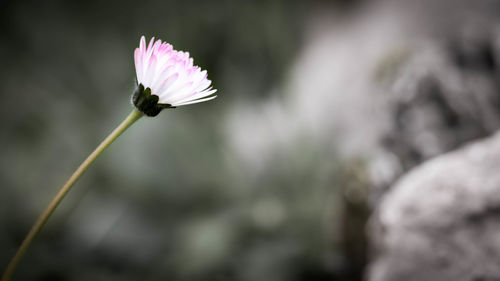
[226, 2, 500, 279]
[379, 21, 500, 181]
[369, 131, 500, 281]
[276, 0, 500, 200]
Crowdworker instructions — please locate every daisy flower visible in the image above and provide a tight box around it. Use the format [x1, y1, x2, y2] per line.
[132, 36, 217, 116]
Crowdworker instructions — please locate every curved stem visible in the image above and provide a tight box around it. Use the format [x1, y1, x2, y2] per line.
[1, 109, 144, 281]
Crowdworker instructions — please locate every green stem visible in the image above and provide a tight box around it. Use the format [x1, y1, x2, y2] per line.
[1, 109, 144, 281]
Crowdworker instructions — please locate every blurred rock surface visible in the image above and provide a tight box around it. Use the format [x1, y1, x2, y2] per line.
[226, 0, 500, 279]
[279, 0, 500, 202]
[365, 2, 500, 279]
[369, 131, 500, 281]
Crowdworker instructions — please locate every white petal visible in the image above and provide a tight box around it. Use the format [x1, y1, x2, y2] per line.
[174, 95, 217, 106]
[174, 89, 217, 105]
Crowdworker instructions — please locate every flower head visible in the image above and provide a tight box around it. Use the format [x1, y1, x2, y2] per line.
[132, 36, 217, 116]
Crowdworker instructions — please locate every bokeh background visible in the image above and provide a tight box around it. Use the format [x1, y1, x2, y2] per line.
[1, 0, 500, 280]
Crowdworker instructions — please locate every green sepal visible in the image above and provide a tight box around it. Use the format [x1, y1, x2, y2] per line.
[132, 84, 175, 117]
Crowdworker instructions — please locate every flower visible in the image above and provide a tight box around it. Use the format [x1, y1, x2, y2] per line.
[132, 36, 217, 116]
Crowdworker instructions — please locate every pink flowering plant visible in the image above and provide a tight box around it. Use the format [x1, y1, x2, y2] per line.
[1, 36, 216, 281]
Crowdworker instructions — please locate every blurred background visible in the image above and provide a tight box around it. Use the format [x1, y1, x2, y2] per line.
[1, 0, 500, 280]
